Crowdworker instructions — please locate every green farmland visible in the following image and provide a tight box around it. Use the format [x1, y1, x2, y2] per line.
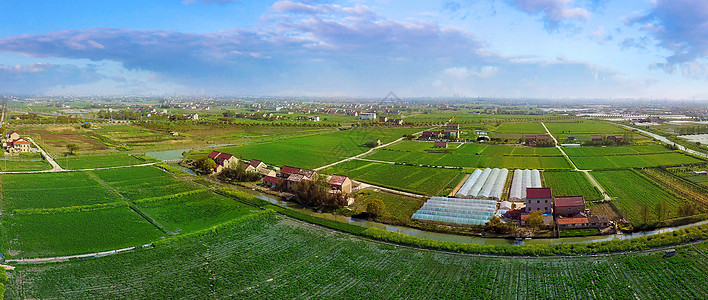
[192, 127, 418, 169]
[544, 120, 627, 135]
[367, 142, 571, 169]
[592, 170, 690, 225]
[569, 152, 703, 170]
[494, 122, 547, 134]
[0, 157, 52, 172]
[542, 171, 603, 201]
[0, 166, 254, 258]
[323, 160, 463, 195]
[56, 153, 156, 169]
[6, 212, 708, 299]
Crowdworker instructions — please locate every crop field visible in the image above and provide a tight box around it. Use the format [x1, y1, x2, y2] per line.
[0, 157, 52, 172]
[323, 160, 463, 195]
[544, 120, 626, 135]
[0, 166, 257, 258]
[348, 190, 424, 225]
[17, 126, 112, 155]
[201, 127, 418, 169]
[569, 152, 703, 170]
[639, 168, 708, 208]
[1, 207, 164, 258]
[542, 171, 603, 200]
[592, 170, 690, 224]
[367, 142, 570, 169]
[0, 172, 119, 210]
[6, 212, 708, 299]
[494, 122, 546, 133]
[56, 153, 155, 169]
[563, 145, 672, 156]
[136, 190, 256, 235]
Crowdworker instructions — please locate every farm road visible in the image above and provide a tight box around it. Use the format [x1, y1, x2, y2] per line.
[26, 137, 63, 171]
[314, 128, 432, 171]
[541, 122, 611, 201]
[0, 162, 158, 174]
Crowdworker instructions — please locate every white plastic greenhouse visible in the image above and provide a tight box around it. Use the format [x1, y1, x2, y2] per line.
[412, 197, 497, 226]
[455, 169, 483, 197]
[455, 168, 509, 199]
[508, 169, 542, 201]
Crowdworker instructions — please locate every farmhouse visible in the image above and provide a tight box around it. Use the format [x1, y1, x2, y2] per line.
[524, 135, 537, 146]
[591, 135, 603, 142]
[262, 175, 283, 189]
[433, 141, 447, 148]
[328, 175, 352, 194]
[249, 159, 267, 172]
[419, 131, 443, 140]
[215, 153, 239, 169]
[279, 165, 301, 178]
[567, 135, 576, 142]
[553, 196, 585, 217]
[525, 187, 552, 214]
[359, 113, 377, 120]
[607, 135, 623, 141]
[556, 217, 589, 229]
[2, 131, 33, 154]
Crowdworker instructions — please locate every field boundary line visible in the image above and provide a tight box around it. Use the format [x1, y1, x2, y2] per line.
[5, 245, 145, 264]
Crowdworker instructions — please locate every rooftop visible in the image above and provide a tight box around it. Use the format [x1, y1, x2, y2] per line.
[526, 187, 552, 199]
[554, 196, 585, 207]
[557, 217, 589, 225]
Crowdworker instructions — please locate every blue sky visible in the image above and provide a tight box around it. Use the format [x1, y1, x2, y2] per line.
[0, 0, 707, 99]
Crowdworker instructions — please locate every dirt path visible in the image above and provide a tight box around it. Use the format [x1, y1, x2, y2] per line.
[541, 122, 611, 201]
[4, 246, 142, 264]
[25, 137, 63, 171]
[314, 128, 433, 171]
[354, 181, 427, 198]
[448, 173, 470, 196]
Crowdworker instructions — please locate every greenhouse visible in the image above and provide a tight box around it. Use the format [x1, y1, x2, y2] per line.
[411, 197, 497, 226]
[456, 168, 509, 199]
[508, 169, 542, 201]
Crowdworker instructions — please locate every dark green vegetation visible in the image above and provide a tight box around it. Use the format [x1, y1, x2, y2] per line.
[189, 127, 418, 169]
[0, 166, 253, 258]
[542, 171, 603, 201]
[323, 160, 463, 195]
[592, 170, 692, 225]
[366, 142, 571, 169]
[56, 153, 156, 169]
[6, 211, 708, 299]
[565, 145, 704, 170]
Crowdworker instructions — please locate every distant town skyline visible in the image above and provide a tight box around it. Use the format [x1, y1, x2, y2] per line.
[1, 0, 707, 99]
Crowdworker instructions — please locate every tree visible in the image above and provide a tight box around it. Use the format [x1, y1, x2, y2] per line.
[677, 203, 696, 217]
[641, 203, 650, 224]
[66, 143, 79, 155]
[194, 157, 216, 174]
[485, 216, 515, 234]
[655, 201, 667, 222]
[526, 210, 544, 232]
[366, 199, 385, 217]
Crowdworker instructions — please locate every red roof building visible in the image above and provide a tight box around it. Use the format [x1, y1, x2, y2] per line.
[329, 175, 352, 194]
[207, 151, 221, 159]
[526, 187, 552, 214]
[554, 196, 586, 217]
[527, 188, 552, 199]
[556, 217, 589, 229]
[280, 166, 301, 178]
[433, 141, 447, 148]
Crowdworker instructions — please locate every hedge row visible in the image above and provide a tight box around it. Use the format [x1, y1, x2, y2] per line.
[217, 187, 708, 256]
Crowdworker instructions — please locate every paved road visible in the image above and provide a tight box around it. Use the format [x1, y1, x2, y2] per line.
[25, 137, 63, 171]
[619, 124, 708, 159]
[541, 122, 611, 201]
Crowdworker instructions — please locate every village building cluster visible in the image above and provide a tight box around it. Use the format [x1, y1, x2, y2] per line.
[204, 151, 352, 195]
[511, 187, 610, 230]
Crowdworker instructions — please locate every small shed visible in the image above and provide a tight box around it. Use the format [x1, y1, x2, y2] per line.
[433, 141, 448, 148]
[499, 201, 512, 210]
